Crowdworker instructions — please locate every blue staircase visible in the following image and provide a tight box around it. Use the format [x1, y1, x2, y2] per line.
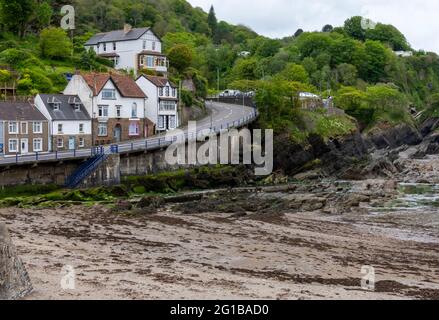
[65, 152, 109, 188]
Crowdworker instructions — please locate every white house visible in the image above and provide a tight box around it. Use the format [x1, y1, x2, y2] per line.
[63, 72, 155, 145]
[136, 75, 179, 133]
[34, 94, 92, 151]
[85, 24, 168, 75]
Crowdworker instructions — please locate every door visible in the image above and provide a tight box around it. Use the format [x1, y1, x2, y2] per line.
[68, 137, 75, 150]
[114, 125, 122, 142]
[21, 139, 28, 154]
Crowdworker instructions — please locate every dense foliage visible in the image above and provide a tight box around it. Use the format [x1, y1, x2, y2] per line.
[0, 0, 438, 139]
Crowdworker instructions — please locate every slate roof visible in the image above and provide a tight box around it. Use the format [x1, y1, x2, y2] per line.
[85, 27, 151, 46]
[38, 94, 91, 121]
[81, 73, 147, 99]
[140, 75, 177, 88]
[0, 101, 47, 121]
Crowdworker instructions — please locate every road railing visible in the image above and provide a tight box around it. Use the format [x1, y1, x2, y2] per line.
[0, 104, 259, 167]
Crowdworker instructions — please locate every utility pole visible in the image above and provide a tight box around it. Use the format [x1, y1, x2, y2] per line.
[217, 68, 220, 102]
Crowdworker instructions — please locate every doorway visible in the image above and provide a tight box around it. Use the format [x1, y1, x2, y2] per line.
[68, 137, 76, 150]
[21, 139, 28, 154]
[114, 124, 122, 142]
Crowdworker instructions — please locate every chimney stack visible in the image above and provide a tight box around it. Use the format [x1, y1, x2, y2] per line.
[124, 24, 132, 34]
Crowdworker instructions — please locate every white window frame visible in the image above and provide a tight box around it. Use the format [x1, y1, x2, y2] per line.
[98, 105, 109, 117]
[113, 42, 116, 51]
[79, 137, 85, 148]
[79, 123, 84, 133]
[33, 138, 43, 152]
[158, 116, 165, 129]
[98, 123, 108, 137]
[102, 89, 116, 100]
[116, 105, 122, 118]
[143, 40, 147, 50]
[74, 103, 81, 112]
[131, 103, 138, 118]
[169, 116, 176, 129]
[58, 124, 63, 134]
[129, 122, 140, 136]
[8, 139, 18, 153]
[33, 122, 42, 134]
[8, 122, 18, 134]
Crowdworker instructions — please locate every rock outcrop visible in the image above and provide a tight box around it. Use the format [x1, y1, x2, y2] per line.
[0, 223, 33, 300]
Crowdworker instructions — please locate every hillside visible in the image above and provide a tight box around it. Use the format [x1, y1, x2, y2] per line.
[0, 0, 438, 140]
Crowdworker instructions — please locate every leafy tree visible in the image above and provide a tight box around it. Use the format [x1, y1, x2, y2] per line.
[366, 23, 410, 51]
[0, 0, 36, 37]
[232, 58, 259, 80]
[39, 27, 72, 59]
[0, 69, 12, 83]
[296, 33, 333, 58]
[322, 24, 333, 33]
[335, 63, 358, 86]
[255, 38, 281, 57]
[344, 16, 366, 41]
[35, 1, 53, 31]
[168, 44, 193, 73]
[280, 63, 309, 83]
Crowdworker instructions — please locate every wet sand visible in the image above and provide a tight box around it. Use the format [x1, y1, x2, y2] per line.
[1, 195, 439, 300]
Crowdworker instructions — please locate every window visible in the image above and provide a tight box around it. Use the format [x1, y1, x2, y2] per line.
[112, 57, 119, 67]
[158, 116, 165, 129]
[21, 122, 28, 134]
[98, 123, 108, 136]
[9, 122, 18, 134]
[33, 122, 42, 134]
[146, 56, 154, 67]
[165, 86, 170, 97]
[103, 43, 107, 51]
[58, 124, 63, 134]
[79, 123, 84, 133]
[152, 41, 156, 51]
[33, 139, 43, 152]
[102, 89, 116, 100]
[129, 123, 139, 136]
[159, 87, 164, 96]
[159, 101, 176, 111]
[79, 138, 85, 148]
[116, 105, 122, 118]
[8, 139, 18, 153]
[113, 42, 116, 51]
[172, 88, 177, 97]
[169, 116, 176, 129]
[143, 40, 147, 50]
[98, 105, 109, 117]
[131, 103, 138, 118]
[74, 103, 81, 112]
[57, 138, 63, 149]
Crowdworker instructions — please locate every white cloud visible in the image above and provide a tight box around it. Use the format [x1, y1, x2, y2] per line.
[187, 0, 439, 53]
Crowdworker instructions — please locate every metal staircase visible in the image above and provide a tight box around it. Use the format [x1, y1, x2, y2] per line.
[64, 148, 110, 188]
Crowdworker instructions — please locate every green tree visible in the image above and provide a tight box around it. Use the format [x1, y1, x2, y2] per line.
[35, 1, 52, 31]
[232, 58, 259, 80]
[344, 16, 366, 41]
[322, 24, 333, 33]
[280, 63, 309, 83]
[335, 63, 358, 86]
[0, 0, 36, 37]
[168, 44, 194, 73]
[366, 23, 410, 51]
[39, 27, 73, 59]
[207, 5, 218, 39]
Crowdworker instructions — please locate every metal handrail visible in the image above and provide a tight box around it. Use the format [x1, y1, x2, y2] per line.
[0, 104, 259, 167]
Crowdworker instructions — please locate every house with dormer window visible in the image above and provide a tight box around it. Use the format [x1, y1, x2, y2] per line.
[85, 24, 168, 75]
[34, 94, 92, 151]
[136, 75, 179, 132]
[63, 72, 154, 145]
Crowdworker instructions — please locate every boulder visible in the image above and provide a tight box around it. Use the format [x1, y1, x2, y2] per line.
[0, 223, 33, 300]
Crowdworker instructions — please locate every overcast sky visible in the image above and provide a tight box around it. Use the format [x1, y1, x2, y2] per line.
[187, 0, 439, 53]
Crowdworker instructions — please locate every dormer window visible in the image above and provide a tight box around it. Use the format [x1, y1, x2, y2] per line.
[53, 103, 60, 111]
[172, 88, 176, 97]
[165, 86, 170, 97]
[159, 87, 164, 96]
[74, 103, 81, 112]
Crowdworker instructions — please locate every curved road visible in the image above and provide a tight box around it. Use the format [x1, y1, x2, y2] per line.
[0, 102, 258, 167]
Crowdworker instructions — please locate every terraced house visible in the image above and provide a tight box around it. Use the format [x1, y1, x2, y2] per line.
[63, 72, 155, 145]
[85, 24, 168, 75]
[136, 75, 179, 132]
[34, 94, 92, 151]
[0, 101, 49, 156]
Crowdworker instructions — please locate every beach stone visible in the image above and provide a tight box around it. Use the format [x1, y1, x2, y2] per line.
[0, 223, 33, 300]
